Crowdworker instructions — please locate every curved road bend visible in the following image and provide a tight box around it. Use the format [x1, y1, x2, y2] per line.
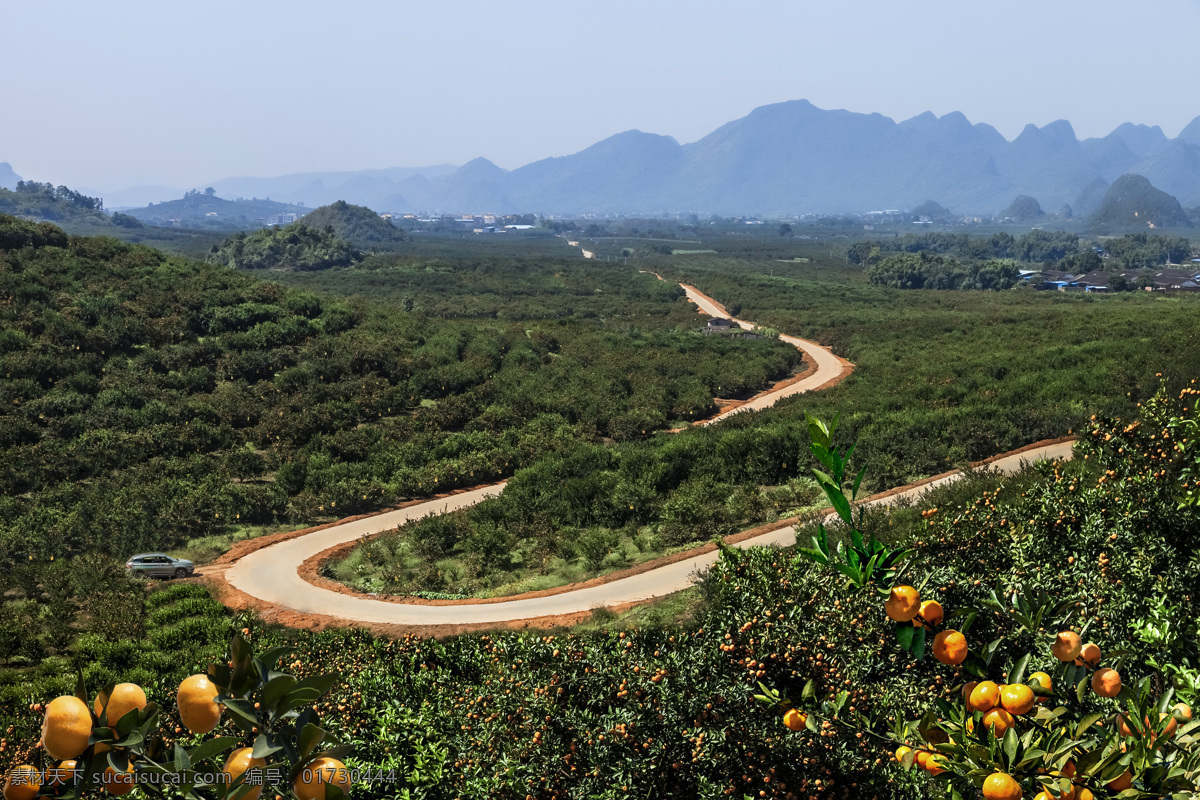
[223, 441, 1075, 626]
[676, 284, 847, 425]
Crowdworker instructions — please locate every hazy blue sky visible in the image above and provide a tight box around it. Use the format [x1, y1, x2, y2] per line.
[3, 0, 1199, 190]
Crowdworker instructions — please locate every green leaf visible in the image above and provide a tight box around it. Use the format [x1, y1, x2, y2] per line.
[1009, 654, 1030, 687]
[221, 698, 260, 733]
[1076, 673, 1089, 704]
[851, 465, 866, 500]
[1076, 712, 1105, 738]
[299, 723, 326, 758]
[896, 624, 915, 651]
[261, 674, 298, 713]
[1002, 726, 1019, 769]
[187, 736, 240, 767]
[797, 547, 829, 565]
[911, 625, 926, 661]
[801, 679, 816, 701]
[250, 733, 284, 760]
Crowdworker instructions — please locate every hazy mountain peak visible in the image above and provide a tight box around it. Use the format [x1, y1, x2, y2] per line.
[453, 157, 508, 180]
[1176, 115, 1200, 147]
[0, 162, 22, 191]
[1109, 122, 1168, 156]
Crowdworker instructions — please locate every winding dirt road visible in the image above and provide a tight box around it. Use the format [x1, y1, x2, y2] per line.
[208, 282, 1075, 632]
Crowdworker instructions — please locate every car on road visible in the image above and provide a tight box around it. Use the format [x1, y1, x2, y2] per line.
[126, 553, 195, 579]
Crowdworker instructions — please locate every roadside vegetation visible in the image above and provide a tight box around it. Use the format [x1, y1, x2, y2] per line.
[5, 216, 1200, 798]
[5, 391, 1196, 799]
[0, 214, 800, 573]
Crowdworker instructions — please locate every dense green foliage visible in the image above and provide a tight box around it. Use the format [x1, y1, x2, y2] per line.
[849, 230, 1086, 265]
[0, 219, 799, 570]
[206, 222, 360, 270]
[299, 201, 408, 245]
[866, 252, 1021, 290]
[8, 397, 1198, 799]
[1103, 232, 1194, 269]
[0, 182, 108, 224]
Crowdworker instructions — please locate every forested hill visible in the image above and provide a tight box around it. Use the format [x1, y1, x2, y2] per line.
[298, 201, 408, 245]
[0, 181, 110, 224]
[0, 214, 801, 567]
[120, 189, 308, 230]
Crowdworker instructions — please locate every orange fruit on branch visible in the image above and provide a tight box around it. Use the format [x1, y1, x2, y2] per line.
[924, 755, 947, 776]
[999, 684, 1035, 716]
[1051, 631, 1082, 662]
[982, 772, 1023, 800]
[982, 708, 1015, 737]
[101, 764, 135, 797]
[1105, 770, 1132, 791]
[782, 709, 807, 731]
[1028, 671, 1053, 698]
[177, 674, 221, 734]
[41, 696, 92, 761]
[968, 681, 1001, 712]
[885, 586, 921, 622]
[1173, 703, 1193, 722]
[894, 745, 912, 764]
[913, 600, 943, 628]
[44, 762, 78, 790]
[293, 758, 351, 800]
[3, 766, 42, 800]
[931, 630, 968, 665]
[961, 681, 978, 703]
[1074, 642, 1101, 668]
[223, 747, 268, 800]
[1090, 668, 1121, 698]
[94, 683, 147, 727]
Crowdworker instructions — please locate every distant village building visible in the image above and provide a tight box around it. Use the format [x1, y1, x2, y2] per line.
[265, 213, 297, 227]
[702, 317, 762, 339]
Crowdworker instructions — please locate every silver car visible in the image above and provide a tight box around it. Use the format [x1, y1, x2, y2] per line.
[126, 553, 195, 579]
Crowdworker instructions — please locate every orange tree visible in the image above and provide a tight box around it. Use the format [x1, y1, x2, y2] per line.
[3, 634, 353, 800]
[757, 388, 1200, 799]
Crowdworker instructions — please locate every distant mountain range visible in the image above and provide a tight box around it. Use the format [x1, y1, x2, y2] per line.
[11, 101, 1200, 216]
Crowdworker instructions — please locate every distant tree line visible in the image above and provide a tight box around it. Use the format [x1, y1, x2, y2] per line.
[14, 181, 102, 210]
[866, 252, 1021, 290]
[849, 230, 1193, 273]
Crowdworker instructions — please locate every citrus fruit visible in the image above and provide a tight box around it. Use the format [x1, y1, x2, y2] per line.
[1051, 631, 1082, 662]
[913, 750, 933, 770]
[101, 764, 135, 797]
[885, 586, 921, 622]
[1173, 703, 1193, 721]
[223, 747, 268, 800]
[293, 758, 351, 800]
[1090, 668, 1121, 698]
[999, 684, 1035, 716]
[894, 745, 912, 764]
[924, 755, 947, 776]
[913, 600, 943, 627]
[1105, 770, 1132, 791]
[982, 708, 1015, 737]
[95, 684, 147, 728]
[1074, 642, 1101, 667]
[41, 696, 92, 761]
[968, 681, 1001, 712]
[961, 681, 978, 703]
[782, 708, 807, 731]
[3, 766, 42, 800]
[44, 762, 78, 790]
[981, 773, 1022, 800]
[177, 675, 221, 734]
[1028, 671, 1053, 698]
[932, 630, 968, 665]
[1076, 789, 1094, 800]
